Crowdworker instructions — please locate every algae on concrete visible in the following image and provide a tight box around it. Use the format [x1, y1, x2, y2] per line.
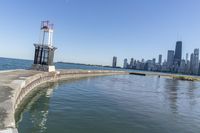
[172, 75, 200, 81]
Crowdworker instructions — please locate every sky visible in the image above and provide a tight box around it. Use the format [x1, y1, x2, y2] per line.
[0, 0, 200, 66]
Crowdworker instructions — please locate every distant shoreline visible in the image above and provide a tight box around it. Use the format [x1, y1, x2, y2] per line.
[129, 70, 200, 81]
[56, 61, 122, 68]
[1, 57, 200, 80]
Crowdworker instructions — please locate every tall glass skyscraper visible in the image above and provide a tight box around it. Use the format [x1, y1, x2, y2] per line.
[158, 54, 162, 65]
[123, 58, 128, 68]
[112, 56, 117, 68]
[192, 48, 199, 75]
[174, 41, 182, 66]
[167, 50, 174, 66]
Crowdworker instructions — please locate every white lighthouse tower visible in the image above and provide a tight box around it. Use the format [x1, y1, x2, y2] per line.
[32, 21, 57, 72]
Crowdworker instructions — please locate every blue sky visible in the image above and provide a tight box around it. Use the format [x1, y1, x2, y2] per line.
[0, 0, 200, 66]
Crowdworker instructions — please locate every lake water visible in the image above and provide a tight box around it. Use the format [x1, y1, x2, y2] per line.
[16, 75, 200, 133]
[1, 57, 200, 133]
[0, 57, 118, 71]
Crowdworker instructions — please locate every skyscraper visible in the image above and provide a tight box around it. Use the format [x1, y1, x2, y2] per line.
[193, 48, 199, 75]
[190, 53, 194, 74]
[123, 58, 128, 69]
[174, 41, 182, 66]
[112, 56, 117, 68]
[179, 59, 186, 73]
[141, 58, 145, 63]
[130, 58, 134, 68]
[152, 58, 156, 64]
[167, 50, 174, 67]
[185, 53, 190, 73]
[186, 53, 189, 61]
[158, 54, 162, 65]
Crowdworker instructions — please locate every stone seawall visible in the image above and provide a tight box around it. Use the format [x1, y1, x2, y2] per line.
[0, 69, 127, 133]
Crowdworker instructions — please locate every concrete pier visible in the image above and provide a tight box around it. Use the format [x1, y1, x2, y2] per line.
[0, 69, 128, 133]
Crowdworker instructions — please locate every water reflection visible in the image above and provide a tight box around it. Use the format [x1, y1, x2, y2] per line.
[154, 77, 161, 92]
[164, 78, 200, 113]
[164, 79, 179, 113]
[17, 83, 58, 133]
[187, 81, 197, 99]
[187, 81, 198, 107]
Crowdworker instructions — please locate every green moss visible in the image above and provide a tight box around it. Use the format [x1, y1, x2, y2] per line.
[172, 75, 199, 81]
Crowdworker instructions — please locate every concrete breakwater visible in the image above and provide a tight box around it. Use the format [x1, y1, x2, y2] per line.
[0, 69, 128, 133]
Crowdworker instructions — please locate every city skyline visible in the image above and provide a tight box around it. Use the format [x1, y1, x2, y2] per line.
[1, 0, 200, 66]
[114, 40, 187, 67]
[117, 40, 200, 75]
